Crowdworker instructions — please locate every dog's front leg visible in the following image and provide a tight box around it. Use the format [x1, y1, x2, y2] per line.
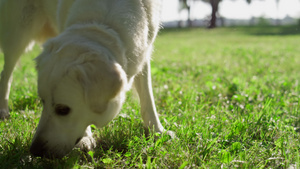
[134, 61, 165, 134]
[0, 50, 23, 119]
[75, 126, 96, 151]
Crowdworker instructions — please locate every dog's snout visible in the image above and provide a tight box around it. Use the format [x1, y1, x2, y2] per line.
[30, 138, 47, 157]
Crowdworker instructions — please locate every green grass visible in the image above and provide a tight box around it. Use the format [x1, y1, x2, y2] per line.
[1, 26, 300, 168]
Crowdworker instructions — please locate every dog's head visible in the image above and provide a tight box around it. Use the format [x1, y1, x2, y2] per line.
[31, 35, 127, 158]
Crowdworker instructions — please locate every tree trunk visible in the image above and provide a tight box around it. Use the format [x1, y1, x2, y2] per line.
[187, 6, 192, 27]
[208, 0, 219, 29]
[182, 0, 192, 27]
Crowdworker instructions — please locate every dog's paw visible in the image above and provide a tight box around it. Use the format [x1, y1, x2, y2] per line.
[75, 136, 96, 152]
[144, 127, 176, 140]
[165, 130, 176, 139]
[0, 109, 10, 120]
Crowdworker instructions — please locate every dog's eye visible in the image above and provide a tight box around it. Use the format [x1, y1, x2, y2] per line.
[55, 104, 71, 116]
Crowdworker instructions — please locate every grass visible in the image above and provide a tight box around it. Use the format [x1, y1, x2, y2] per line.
[0, 25, 300, 168]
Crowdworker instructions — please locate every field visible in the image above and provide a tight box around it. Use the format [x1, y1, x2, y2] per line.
[0, 26, 299, 168]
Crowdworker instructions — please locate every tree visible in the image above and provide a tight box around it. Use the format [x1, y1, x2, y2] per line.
[179, 0, 222, 29]
[179, 0, 272, 29]
[200, 0, 266, 28]
[275, 0, 280, 25]
[203, 0, 222, 28]
[179, 0, 193, 27]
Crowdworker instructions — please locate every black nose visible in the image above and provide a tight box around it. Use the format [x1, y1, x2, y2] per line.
[30, 138, 47, 157]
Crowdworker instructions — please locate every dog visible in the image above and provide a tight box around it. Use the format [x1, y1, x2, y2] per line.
[0, 0, 171, 158]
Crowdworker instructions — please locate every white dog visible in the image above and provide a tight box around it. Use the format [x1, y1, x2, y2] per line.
[0, 0, 171, 158]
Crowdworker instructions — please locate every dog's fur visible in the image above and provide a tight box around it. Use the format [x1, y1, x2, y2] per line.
[0, 0, 169, 158]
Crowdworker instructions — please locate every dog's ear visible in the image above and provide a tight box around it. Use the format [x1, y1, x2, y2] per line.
[35, 41, 55, 71]
[68, 55, 126, 114]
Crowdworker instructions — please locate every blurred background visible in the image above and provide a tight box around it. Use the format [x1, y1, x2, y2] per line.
[161, 0, 300, 28]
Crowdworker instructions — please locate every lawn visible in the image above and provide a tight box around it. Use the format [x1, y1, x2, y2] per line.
[0, 26, 299, 168]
